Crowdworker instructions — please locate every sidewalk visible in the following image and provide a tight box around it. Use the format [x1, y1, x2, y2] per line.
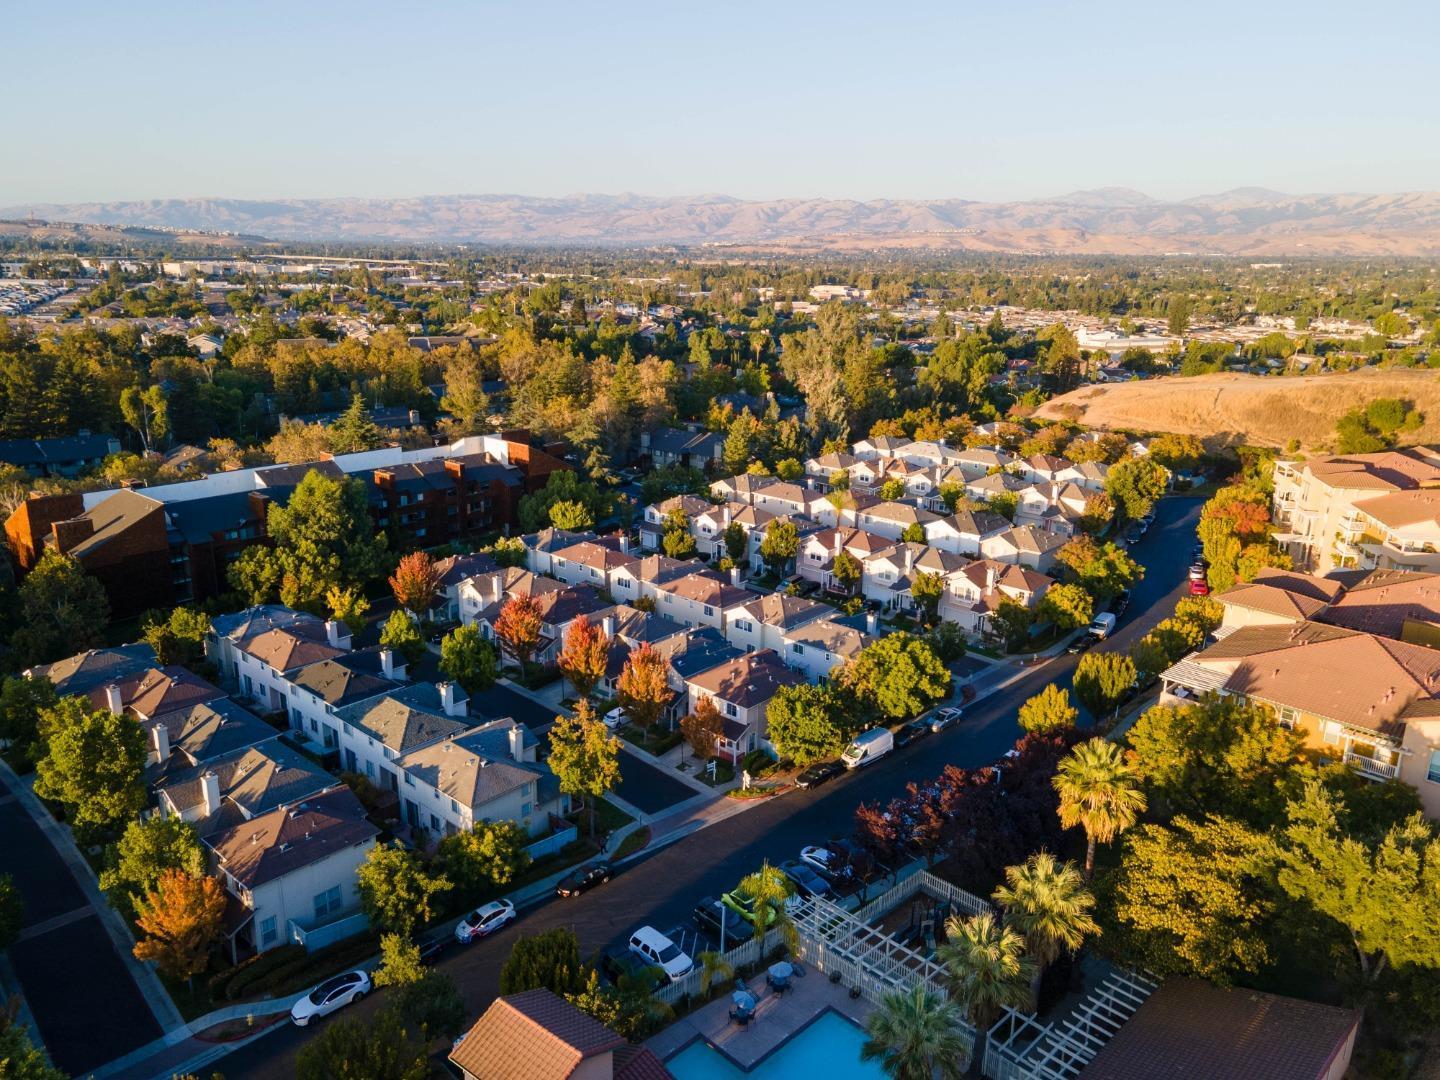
[0, 760, 183, 1035]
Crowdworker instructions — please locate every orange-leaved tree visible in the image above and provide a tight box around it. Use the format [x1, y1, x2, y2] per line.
[616, 641, 671, 731]
[558, 615, 610, 700]
[680, 696, 723, 761]
[389, 550, 443, 616]
[494, 595, 544, 672]
[132, 869, 226, 986]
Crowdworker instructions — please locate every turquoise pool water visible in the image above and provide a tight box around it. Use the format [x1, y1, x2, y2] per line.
[665, 1010, 886, 1080]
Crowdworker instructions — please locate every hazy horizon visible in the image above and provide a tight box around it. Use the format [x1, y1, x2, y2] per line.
[9, 0, 1439, 207]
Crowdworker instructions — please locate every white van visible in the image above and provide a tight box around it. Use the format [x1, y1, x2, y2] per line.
[1087, 612, 1117, 640]
[842, 727, 894, 769]
[628, 925, 693, 981]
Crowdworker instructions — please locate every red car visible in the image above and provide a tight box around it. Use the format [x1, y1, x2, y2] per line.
[1189, 578, 1211, 596]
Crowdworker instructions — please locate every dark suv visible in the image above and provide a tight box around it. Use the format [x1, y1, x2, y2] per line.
[691, 895, 754, 947]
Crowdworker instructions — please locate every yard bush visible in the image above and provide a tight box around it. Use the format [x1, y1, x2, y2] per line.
[249, 934, 380, 999]
[222, 944, 306, 1000]
[741, 749, 775, 778]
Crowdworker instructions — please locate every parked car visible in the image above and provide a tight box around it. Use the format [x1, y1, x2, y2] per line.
[692, 895, 754, 947]
[719, 887, 796, 927]
[1113, 590, 1132, 616]
[799, 845, 843, 876]
[895, 718, 932, 748]
[290, 970, 371, 1026]
[1087, 612, 1117, 640]
[628, 925, 693, 981]
[454, 899, 516, 944]
[1188, 562, 1207, 579]
[1066, 634, 1095, 655]
[602, 706, 627, 730]
[795, 759, 843, 789]
[929, 706, 963, 733]
[1189, 578, 1211, 596]
[600, 948, 664, 992]
[555, 861, 613, 898]
[1124, 523, 1145, 544]
[778, 859, 832, 899]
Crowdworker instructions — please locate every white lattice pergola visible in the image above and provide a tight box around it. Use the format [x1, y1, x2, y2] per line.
[788, 894, 950, 997]
[985, 970, 1158, 1080]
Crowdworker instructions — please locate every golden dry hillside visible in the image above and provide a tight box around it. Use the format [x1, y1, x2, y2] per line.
[1034, 369, 1440, 452]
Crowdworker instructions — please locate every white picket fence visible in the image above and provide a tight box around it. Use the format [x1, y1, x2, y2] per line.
[853, 867, 991, 925]
[655, 927, 786, 1005]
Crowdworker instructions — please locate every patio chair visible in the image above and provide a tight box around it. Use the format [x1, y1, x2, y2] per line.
[765, 971, 790, 994]
[729, 1006, 753, 1026]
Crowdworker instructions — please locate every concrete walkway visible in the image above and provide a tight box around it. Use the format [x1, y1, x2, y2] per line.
[0, 760, 183, 1033]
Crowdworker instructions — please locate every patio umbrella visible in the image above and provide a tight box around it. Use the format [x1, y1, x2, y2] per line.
[732, 989, 756, 1011]
[768, 961, 794, 980]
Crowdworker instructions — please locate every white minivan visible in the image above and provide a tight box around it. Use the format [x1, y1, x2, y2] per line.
[629, 925, 694, 981]
[842, 727, 894, 769]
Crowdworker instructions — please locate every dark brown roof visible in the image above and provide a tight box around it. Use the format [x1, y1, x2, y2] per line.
[449, 988, 628, 1080]
[205, 785, 377, 888]
[1078, 979, 1358, 1080]
[613, 1045, 672, 1080]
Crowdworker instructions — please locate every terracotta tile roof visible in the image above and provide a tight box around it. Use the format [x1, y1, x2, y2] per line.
[449, 988, 627, 1080]
[1217, 582, 1331, 622]
[1186, 621, 1440, 733]
[1077, 978, 1359, 1080]
[1353, 487, 1440, 529]
[1250, 568, 1346, 603]
[1322, 568, 1440, 638]
[1302, 449, 1440, 491]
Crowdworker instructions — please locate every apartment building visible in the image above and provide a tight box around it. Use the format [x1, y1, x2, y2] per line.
[1271, 449, 1440, 574]
[1159, 622, 1440, 817]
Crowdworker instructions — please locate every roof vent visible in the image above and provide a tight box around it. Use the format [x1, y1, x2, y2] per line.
[278, 842, 291, 853]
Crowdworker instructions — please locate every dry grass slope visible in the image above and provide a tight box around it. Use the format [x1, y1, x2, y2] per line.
[1035, 369, 1440, 452]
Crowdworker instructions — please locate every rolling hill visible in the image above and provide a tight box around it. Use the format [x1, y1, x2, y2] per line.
[1035, 370, 1440, 452]
[5, 188, 1440, 254]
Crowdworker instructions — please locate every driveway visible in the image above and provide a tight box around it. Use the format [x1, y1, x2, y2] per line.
[614, 749, 701, 816]
[470, 683, 558, 730]
[0, 783, 163, 1077]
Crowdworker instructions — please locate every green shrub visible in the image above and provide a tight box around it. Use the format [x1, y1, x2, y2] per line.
[223, 944, 306, 1000]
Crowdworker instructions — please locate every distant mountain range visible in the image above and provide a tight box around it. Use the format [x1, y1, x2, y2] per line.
[6, 188, 1440, 255]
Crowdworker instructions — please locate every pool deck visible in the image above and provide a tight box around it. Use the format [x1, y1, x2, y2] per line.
[648, 967, 874, 1071]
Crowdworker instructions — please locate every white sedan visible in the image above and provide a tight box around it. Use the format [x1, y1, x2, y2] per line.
[800, 846, 847, 878]
[602, 706, 627, 730]
[455, 899, 516, 944]
[290, 969, 371, 1026]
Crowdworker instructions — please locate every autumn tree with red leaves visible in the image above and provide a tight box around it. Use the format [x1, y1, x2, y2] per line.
[389, 551, 443, 616]
[557, 615, 610, 700]
[494, 595, 544, 672]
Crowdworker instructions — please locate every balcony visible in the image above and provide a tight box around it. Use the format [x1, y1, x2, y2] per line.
[1344, 749, 1400, 781]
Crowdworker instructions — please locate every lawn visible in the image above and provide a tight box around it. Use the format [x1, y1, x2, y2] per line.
[614, 826, 651, 859]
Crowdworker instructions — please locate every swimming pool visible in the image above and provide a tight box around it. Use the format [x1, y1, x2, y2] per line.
[665, 1010, 886, 1080]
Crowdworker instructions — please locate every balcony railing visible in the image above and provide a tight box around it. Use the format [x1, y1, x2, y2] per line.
[1344, 749, 1400, 781]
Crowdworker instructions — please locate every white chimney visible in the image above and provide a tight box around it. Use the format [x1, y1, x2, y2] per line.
[201, 771, 221, 817]
[832, 531, 842, 556]
[379, 647, 403, 681]
[151, 723, 170, 765]
[325, 619, 350, 650]
[619, 533, 630, 554]
[439, 681, 467, 717]
[507, 724, 526, 762]
[104, 683, 123, 715]
[985, 563, 998, 592]
[721, 505, 732, 528]
[865, 611, 878, 636]
[601, 615, 615, 640]
[730, 566, 741, 586]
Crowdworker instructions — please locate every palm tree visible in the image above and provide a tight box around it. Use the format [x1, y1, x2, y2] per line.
[993, 852, 1099, 969]
[698, 950, 734, 996]
[1052, 738, 1147, 881]
[738, 862, 799, 953]
[861, 982, 971, 1080]
[937, 911, 1036, 1032]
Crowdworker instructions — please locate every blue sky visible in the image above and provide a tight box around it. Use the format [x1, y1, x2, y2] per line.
[7, 0, 1438, 205]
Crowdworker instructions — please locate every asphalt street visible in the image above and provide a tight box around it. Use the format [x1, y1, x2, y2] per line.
[199, 497, 1205, 1080]
[0, 779, 162, 1076]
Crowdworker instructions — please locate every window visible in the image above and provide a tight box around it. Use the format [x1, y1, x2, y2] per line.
[430, 814, 441, 831]
[403, 770, 413, 786]
[791, 643, 805, 655]
[1322, 720, 1341, 746]
[313, 885, 342, 921]
[1276, 706, 1298, 728]
[704, 605, 715, 617]
[1428, 750, 1440, 785]
[725, 702, 738, 717]
[259, 916, 277, 946]
[521, 802, 532, 817]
